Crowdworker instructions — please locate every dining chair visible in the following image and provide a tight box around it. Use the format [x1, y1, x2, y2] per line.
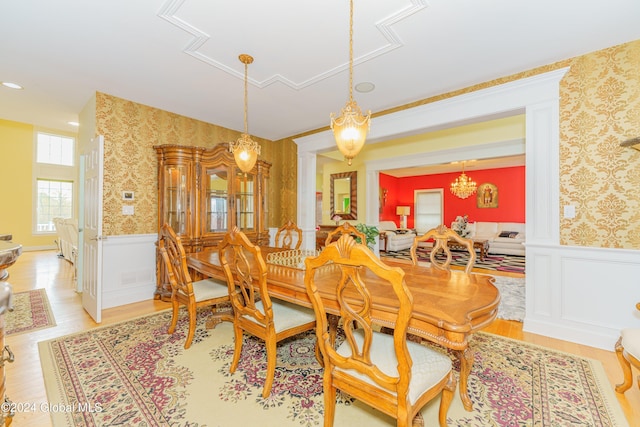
[615, 302, 640, 393]
[158, 223, 232, 349]
[305, 234, 456, 427]
[324, 222, 366, 248]
[410, 224, 477, 273]
[218, 226, 317, 398]
[274, 219, 302, 250]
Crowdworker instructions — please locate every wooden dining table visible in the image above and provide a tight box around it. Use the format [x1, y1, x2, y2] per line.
[186, 246, 500, 411]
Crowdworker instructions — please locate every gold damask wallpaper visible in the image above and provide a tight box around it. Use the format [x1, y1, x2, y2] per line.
[559, 41, 640, 248]
[95, 92, 290, 236]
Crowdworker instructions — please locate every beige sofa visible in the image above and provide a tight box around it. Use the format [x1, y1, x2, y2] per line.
[463, 221, 526, 256]
[53, 217, 78, 265]
[378, 221, 416, 252]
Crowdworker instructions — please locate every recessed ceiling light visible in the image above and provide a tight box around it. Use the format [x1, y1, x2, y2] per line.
[1, 82, 23, 90]
[68, 121, 80, 127]
[355, 82, 375, 93]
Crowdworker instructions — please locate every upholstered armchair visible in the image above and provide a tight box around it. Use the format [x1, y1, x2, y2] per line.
[615, 302, 640, 393]
[378, 221, 416, 252]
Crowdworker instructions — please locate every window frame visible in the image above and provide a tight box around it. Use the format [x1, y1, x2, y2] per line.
[413, 189, 443, 235]
[32, 130, 77, 235]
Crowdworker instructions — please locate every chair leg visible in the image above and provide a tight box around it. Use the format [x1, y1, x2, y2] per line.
[167, 300, 179, 335]
[323, 376, 336, 427]
[230, 324, 243, 373]
[262, 339, 277, 398]
[184, 303, 197, 349]
[615, 336, 634, 393]
[438, 372, 456, 427]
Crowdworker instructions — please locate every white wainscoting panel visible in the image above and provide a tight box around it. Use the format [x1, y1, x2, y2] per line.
[101, 233, 157, 309]
[525, 243, 640, 350]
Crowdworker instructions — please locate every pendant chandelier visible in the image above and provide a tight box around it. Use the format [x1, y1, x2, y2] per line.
[450, 162, 477, 199]
[330, 0, 371, 166]
[229, 54, 261, 173]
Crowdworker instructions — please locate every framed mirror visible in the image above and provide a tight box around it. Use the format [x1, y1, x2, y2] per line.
[330, 171, 357, 220]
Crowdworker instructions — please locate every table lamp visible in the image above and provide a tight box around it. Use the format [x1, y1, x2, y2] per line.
[396, 206, 410, 229]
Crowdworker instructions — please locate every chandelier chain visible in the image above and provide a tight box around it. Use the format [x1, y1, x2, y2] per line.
[348, 0, 354, 103]
[244, 60, 248, 134]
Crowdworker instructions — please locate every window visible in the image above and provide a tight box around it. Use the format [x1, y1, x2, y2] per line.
[37, 133, 74, 166]
[414, 189, 443, 234]
[33, 131, 76, 234]
[36, 180, 73, 231]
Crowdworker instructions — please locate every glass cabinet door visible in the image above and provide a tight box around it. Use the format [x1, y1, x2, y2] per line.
[163, 165, 187, 234]
[206, 167, 229, 232]
[235, 172, 255, 231]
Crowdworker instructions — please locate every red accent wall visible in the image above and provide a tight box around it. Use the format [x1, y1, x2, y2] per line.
[379, 166, 525, 228]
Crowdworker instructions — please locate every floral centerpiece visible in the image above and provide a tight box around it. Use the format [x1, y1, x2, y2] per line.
[332, 214, 341, 225]
[452, 215, 471, 237]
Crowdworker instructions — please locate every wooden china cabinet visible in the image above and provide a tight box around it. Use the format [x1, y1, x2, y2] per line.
[154, 143, 271, 300]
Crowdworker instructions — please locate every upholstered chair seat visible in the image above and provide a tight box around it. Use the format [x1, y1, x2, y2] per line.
[189, 278, 229, 302]
[336, 329, 452, 405]
[243, 299, 316, 333]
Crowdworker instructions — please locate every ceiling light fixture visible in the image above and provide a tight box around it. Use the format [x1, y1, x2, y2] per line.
[330, 0, 371, 166]
[1, 82, 23, 90]
[229, 53, 261, 174]
[355, 82, 375, 93]
[450, 161, 477, 199]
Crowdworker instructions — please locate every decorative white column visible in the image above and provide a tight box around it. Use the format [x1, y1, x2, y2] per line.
[296, 150, 318, 251]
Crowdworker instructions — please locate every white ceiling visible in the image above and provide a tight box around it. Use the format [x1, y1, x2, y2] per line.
[1, 0, 639, 144]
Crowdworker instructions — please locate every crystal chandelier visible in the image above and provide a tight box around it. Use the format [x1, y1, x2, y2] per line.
[229, 54, 261, 174]
[450, 162, 477, 199]
[330, 0, 370, 166]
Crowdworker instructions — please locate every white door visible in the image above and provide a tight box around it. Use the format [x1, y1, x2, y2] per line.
[82, 135, 104, 323]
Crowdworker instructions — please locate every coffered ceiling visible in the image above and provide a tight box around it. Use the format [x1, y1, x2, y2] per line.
[1, 0, 639, 142]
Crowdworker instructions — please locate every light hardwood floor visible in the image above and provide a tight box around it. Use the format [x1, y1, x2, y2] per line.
[3, 250, 640, 426]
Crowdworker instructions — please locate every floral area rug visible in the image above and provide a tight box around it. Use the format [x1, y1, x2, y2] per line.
[382, 247, 526, 274]
[6, 288, 56, 335]
[38, 309, 628, 427]
[486, 275, 525, 321]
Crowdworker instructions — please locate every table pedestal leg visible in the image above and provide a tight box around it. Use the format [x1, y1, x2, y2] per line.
[455, 347, 475, 411]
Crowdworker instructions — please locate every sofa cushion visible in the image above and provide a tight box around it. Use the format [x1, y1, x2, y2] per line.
[473, 222, 499, 239]
[498, 231, 520, 238]
[498, 222, 526, 236]
[378, 221, 399, 231]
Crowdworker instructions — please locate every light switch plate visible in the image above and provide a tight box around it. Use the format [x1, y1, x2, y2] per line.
[563, 205, 575, 219]
[122, 205, 134, 215]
